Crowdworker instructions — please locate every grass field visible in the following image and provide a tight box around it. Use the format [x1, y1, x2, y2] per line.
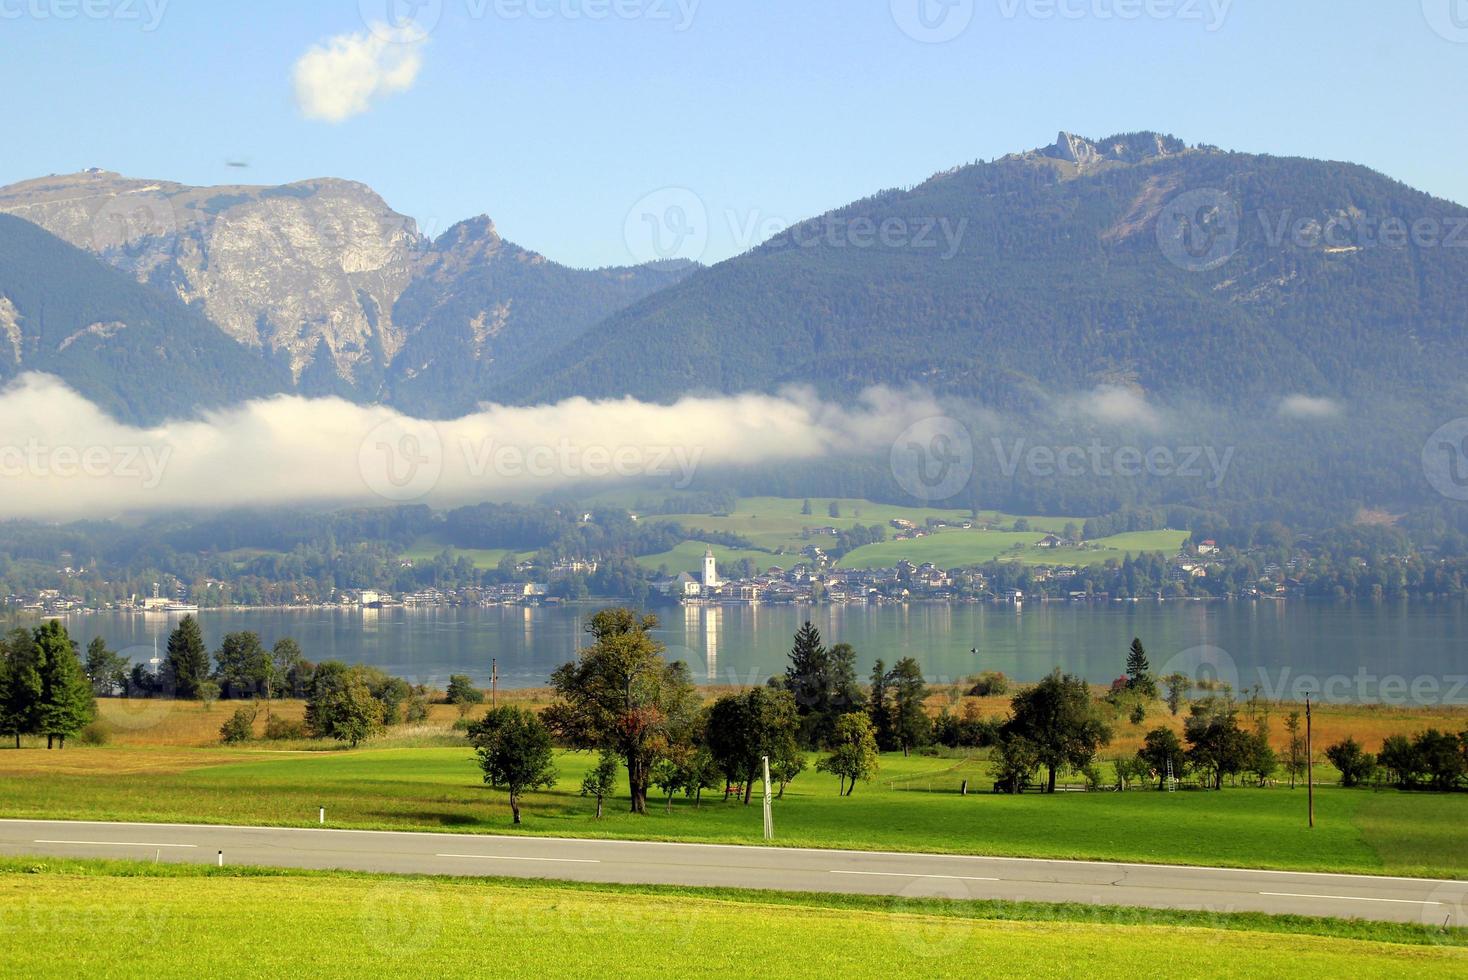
[625, 494, 1184, 576]
[4, 735, 1466, 879]
[401, 535, 527, 570]
[4, 860, 1463, 978]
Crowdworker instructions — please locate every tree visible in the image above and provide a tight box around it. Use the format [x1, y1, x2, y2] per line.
[888, 657, 931, 756]
[993, 735, 1040, 794]
[0, 628, 42, 747]
[545, 608, 698, 814]
[447, 674, 485, 716]
[827, 501, 840, 518]
[704, 687, 801, 804]
[1137, 727, 1185, 789]
[83, 637, 129, 698]
[1245, 731, 1278, 785]
[1184, 696, 1252, 789]
[783, 624, 865, 750]
[34, 620, 95, 749]
[1378, 733, 1421, 787]
[272, 639, 307, 698]
[784, 621, 828, 746]
[219, 703, 258, 744]
[1282, 711, 1307, 788]
[580, 750, 619, 819]
[815, 712, 879, 795]
[800, 499, 812, 516]
[467, 706, 558, 824]
[304, 662, 384, 748]
[1124, 638, 1156, 697]
[1162, 673, 1189, 716]
[1324, 737, 1376, 788]
[1003, 670, 1112, 792]
[1414, 729, 1467, 791]
[867, 658, 894, 750]
[214, 631, 272, 700]
[161, 616, 210, 700]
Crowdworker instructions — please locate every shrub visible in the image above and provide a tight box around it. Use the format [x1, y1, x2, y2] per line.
[404, 692, 430, 724]
[1325, 736, 1376, 787]
[966, 672, 1010, 697]
[263, 716, 307, 741]
[75, 722, 111, 746]
[219, 704, 258, 745]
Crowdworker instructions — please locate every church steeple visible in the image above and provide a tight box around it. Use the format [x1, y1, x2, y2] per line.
[702, 547, 720, 590]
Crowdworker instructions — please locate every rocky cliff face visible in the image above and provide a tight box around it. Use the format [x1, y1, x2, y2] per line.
[0, 170, 423, 389]
[1018, 130, 1191, 176]
[0, 171, 695, 410]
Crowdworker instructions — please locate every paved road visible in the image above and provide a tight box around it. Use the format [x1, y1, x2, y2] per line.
[2, 819, 1463, 926]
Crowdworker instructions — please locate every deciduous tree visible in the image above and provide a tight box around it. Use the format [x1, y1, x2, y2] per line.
[815, 712, 879, 795]
[467, 706, 558, 824]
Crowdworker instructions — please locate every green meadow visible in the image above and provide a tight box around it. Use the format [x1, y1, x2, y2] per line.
[3, 746, 1464, 880]
[3, 860, 1464, 978]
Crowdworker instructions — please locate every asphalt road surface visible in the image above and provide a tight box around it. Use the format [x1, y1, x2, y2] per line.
[2, 819, 1463, 926]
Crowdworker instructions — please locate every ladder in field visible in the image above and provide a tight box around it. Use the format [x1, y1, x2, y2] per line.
[1165, 757, 1178, 792]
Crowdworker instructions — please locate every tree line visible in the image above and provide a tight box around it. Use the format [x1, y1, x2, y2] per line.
[0, 621, 96, 748]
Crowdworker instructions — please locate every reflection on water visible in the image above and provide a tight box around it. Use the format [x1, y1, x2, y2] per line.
[42, 599, 1468, 702]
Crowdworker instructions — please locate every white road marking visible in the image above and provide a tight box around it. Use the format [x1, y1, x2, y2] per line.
[830, 870, 1000, 882]
[34, 840, 196, 848]
[436, 853, 600, 864]
[1259, 891, 1442, 906]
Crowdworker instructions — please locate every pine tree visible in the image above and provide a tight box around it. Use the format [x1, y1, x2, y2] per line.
[784, 622, 829, 746]
[867, 658, 895, 751]
[162, 615, 211, 700]
[0, 628, 43, 748]
[34, 621, 95, 749]
[1125, 637, 1156, 697]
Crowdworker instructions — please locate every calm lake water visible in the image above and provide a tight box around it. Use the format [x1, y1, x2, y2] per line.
[50, 600, 1468, 705]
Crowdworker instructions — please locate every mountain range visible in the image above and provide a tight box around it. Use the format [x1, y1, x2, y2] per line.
[0, 169, 690, 420]
[1, 132, 1465, 517]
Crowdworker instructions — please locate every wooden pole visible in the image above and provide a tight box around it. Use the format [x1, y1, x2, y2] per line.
[1306, 693, 1314, 828]
[491, 658, 498, 709]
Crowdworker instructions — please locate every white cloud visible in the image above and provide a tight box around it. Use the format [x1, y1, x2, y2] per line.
[0, 375, 942, 520]
[1278, 394, 1343, 420]
[292, 26, 423, 123]
[1060, 385, 1163, 430]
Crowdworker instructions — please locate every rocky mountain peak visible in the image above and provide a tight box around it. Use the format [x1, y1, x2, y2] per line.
[1034, 131, 1190, 172]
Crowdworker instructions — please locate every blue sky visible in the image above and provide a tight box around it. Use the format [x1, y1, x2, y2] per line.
[2, 0, 1465, 267]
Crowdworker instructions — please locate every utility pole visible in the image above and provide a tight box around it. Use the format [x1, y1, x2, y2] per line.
[491, 658, 499, 709]
[1305, 693, 1314, 828]
[762, 755, 773, 841]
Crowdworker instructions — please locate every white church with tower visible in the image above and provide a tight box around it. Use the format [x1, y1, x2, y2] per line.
[702, 546, 720, 591]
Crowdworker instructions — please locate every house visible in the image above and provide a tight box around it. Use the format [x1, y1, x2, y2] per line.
[1036, 534, 1062, 548]
[1197, 539, 1219, 556]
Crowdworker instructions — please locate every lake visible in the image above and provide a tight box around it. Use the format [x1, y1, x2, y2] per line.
[49, 599, 1468, 705]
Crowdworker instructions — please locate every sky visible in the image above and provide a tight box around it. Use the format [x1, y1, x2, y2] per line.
[1, 0, 1466, 268]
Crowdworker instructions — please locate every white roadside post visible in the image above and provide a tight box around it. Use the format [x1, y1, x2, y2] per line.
[762, 755, 773, 841]
[217, 850, 223, 867]
[319, 807, 325, 825]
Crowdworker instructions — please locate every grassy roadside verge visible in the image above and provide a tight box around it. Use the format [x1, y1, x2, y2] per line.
[0, 857, 1464, 979]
